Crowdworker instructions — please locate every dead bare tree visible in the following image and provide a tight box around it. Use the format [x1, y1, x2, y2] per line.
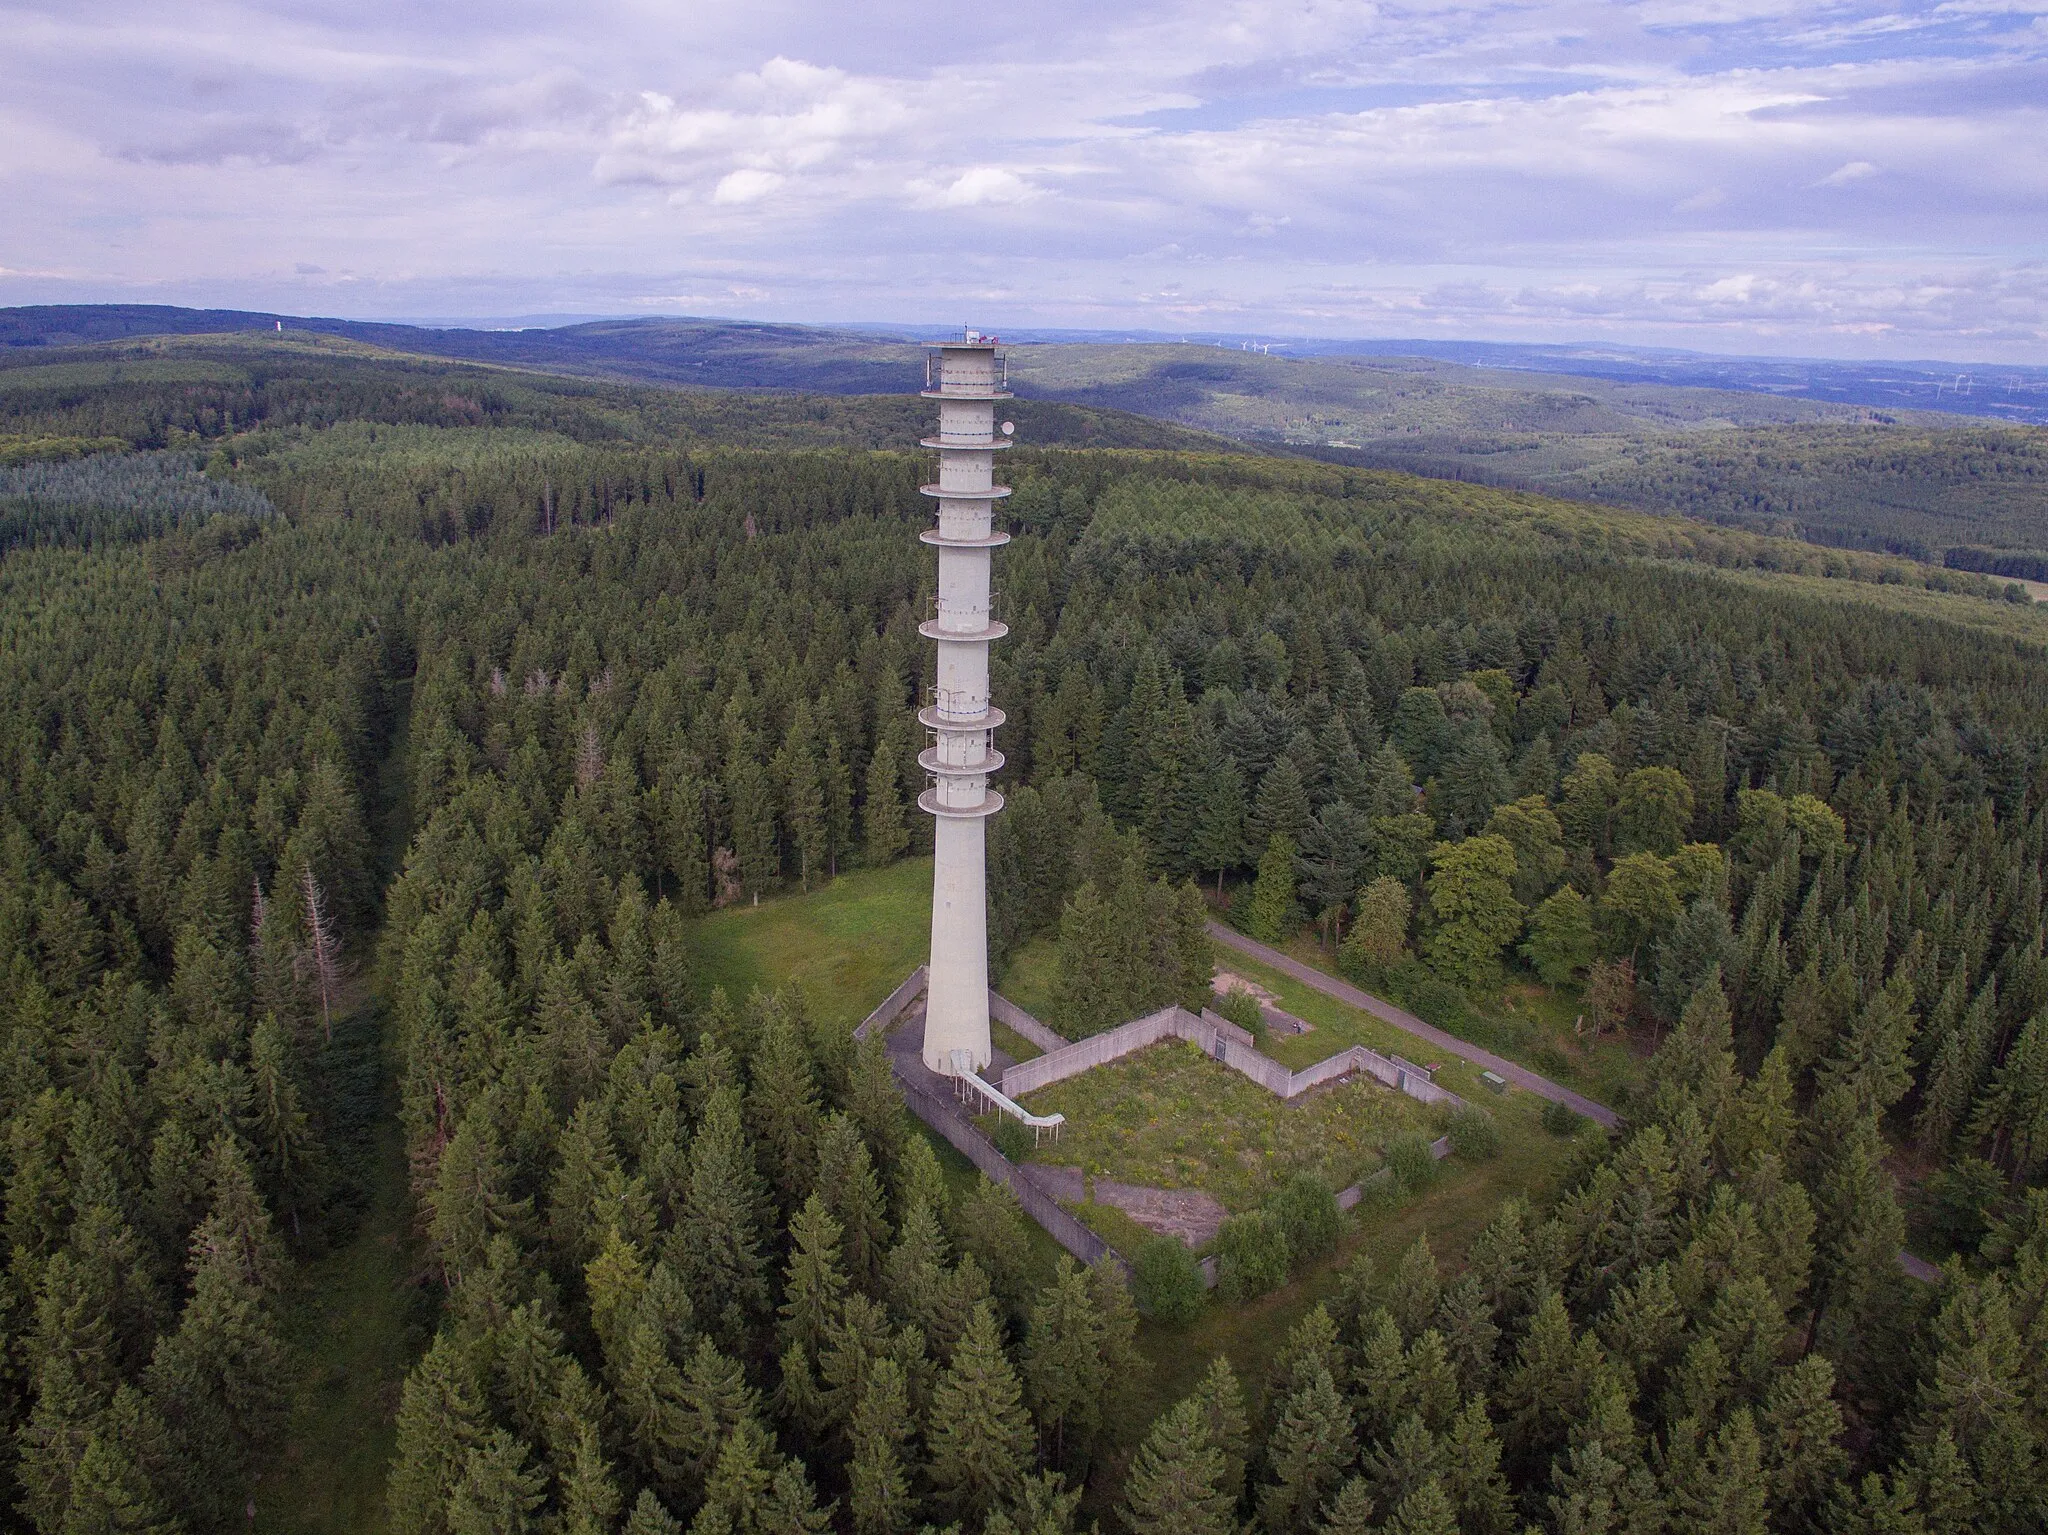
[300, 866, 341, 1039]
[250, 876, 268, 951]
[575, 722, 605, 791]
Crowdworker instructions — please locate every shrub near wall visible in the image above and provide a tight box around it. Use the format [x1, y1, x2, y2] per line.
[1214, 1210, 1292, 1302]
[1384, 1131, 1440, 1192]
[1267, 1172, 1340, 1266]
[1132, 1237, 1208, 1324]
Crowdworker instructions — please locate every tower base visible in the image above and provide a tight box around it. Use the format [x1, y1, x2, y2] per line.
[923, 813, 991, 1074]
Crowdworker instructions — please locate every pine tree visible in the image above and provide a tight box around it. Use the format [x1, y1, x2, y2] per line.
[1118, 1396, 1233, 1535]
[925, 1301, 1033, 1525]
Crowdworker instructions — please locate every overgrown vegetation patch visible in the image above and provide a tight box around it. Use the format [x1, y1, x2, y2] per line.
[1018, 1041, 1441, 1210]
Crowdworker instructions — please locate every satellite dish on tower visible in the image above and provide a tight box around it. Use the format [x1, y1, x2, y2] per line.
[1001, 421, 1014, 436]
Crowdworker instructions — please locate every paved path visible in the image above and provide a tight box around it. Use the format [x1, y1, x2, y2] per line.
[1208, 922, 1622, 1128]
[1208, 922, 1946, 1283]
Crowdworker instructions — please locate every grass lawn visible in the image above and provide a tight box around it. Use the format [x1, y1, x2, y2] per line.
[991, 1020, 1044, 1063]
[1017, 1040, 1441, 1212]
[689, 856, 934, 1032]
[994, 933, 1061, 1025]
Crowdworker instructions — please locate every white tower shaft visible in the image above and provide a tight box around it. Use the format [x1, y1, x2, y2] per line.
[919, 336, 1011, 1075]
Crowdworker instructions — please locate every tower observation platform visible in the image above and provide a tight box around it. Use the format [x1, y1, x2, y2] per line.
[919, 332, 1011, 1076]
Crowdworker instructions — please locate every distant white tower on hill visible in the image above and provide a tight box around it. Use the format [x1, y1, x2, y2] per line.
[919, 331, 1012, 1075]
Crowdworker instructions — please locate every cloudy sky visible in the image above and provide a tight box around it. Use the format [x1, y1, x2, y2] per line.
[2, 0, 2045, 359]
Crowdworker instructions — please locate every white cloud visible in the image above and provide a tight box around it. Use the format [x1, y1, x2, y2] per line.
[712, 168, 785, 204]
[0, 0, 2044, 358]
[907, 167, 1039, 208]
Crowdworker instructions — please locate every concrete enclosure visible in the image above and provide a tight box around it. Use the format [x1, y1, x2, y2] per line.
[918, 333, 1012, 1075]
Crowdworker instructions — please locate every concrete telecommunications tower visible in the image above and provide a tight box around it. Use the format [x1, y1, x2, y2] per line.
[919, 331, 1010, 1075]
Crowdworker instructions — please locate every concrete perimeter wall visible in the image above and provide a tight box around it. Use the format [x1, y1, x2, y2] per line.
[989, 993, 1069, 1054]
[856, 966, 928, 1041]
[1000, 1004, 1467, 1115]
[891, 1065, 1122, 1274]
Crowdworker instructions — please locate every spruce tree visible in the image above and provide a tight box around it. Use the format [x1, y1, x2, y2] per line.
[1188, 1355, 1249, 1507]
[1969, 1008, 2048, 1180]
[1118, 1396, 1232, 1535]
[1244, 835, 1299, 944]
[746, 1005, 823, 1210]
[1256, 1364, 1355, 1535]
[60, 1386, 177, 1535]
[447, 1428, 547, 1535]
[815, 1112, 893, 1292]
[1191, 752, 1247, 893]
[925, 1301, 1033, 1525]
[388, 1332, 488, 1535]
[1247, 760, 1311, 861]
[625, 1490, 685, 1535]
[143, 1148, 291, 1529]
[1317, 1477, 1375, 1535]
[1024, 1257, 1107, 1462]
[1438, 1397, 1512, 1535]
[848, 1356, 918, 1535]
[863, 729, 910, 867]
[676, 1085, 771, 1350]
[780, 1196, 850, 1361]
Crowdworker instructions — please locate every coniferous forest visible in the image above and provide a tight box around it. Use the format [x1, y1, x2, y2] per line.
[1, 337, 2046, 1535]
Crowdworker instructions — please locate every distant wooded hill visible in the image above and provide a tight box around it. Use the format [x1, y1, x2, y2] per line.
[6, 304, 2048, 571]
